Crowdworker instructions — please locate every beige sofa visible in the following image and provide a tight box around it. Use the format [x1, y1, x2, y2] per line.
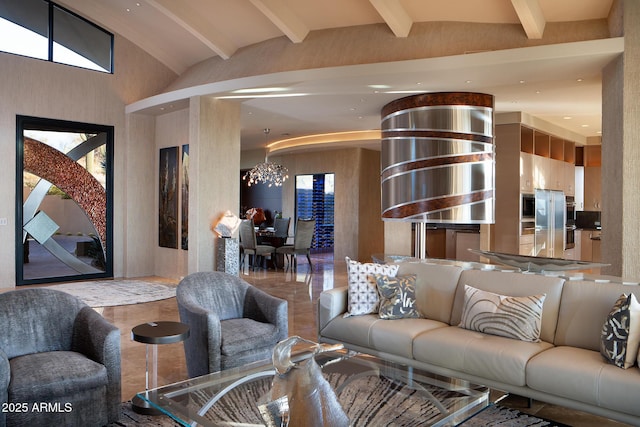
[318, 260, 640, 425]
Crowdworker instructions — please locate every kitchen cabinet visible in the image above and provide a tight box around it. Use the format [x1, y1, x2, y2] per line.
[494, 122, 578, 258]
[584, 166, 602, 210]
[592, 237, 601, 262]
[578, 229, 601, 262]
[564, 162, 575, 196]
[519, 234, 534, 256]
[520, 152, 533, 193]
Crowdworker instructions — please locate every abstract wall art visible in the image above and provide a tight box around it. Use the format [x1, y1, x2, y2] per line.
[159, 146, 179, 249]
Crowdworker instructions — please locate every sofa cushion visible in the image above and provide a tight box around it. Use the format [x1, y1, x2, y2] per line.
[369, 318, 448, 358]
[526, 345, 640, 416]
[344, 257, 399, 317]
[555, 280, 640, 351]
[450, 270, 564, 344]
[321, 314, 381, 349]
[374, 274, 421, 320]
[396, 262, 463, 324]
[321, 314, 447, 358]
[600, 293, 640, 369]
[412, 326, 552, 387]
[459, 285, 545, 342]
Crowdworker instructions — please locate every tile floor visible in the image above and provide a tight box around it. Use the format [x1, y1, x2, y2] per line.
[101, 253, 626, 426]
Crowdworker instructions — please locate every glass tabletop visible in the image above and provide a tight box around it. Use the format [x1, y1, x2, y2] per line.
[136, 349, 489, 427]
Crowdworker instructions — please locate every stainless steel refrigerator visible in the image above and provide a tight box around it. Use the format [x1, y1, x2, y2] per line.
[534, 189, 566, 258]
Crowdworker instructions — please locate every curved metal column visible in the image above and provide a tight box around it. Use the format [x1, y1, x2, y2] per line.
[381, 92, 495, 224]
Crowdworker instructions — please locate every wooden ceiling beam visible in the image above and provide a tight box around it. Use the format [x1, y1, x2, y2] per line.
[369, 0, 413, 38]
[146, 0, 237, 59]
[511, 0, 546, 39]
[250, 0, 309, 43]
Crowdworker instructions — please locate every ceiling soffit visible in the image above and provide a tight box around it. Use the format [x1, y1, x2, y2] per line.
[165, 20, 611, 93]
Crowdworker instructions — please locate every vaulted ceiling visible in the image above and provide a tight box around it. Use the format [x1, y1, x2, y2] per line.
[56, 0, 619, 150]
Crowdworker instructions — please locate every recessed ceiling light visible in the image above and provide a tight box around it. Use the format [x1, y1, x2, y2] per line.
[349, 107, 357, 111]
[581, 124, 589, 128]
[519, 80, 525, 84]
[368, 84, 391, 89]
[465, 80, 472, 84]
[577, 78, 584, 82]
[126, 8, 131, 12]
[563, 116, 572, 120]
[535, 90, 541, 94]
[416, 82, 422, 85]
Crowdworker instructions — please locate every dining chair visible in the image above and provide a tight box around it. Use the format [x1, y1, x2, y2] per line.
[238, 219, 276, 270]
[273, 217, 291, 240]
[276, 218, 316, 271]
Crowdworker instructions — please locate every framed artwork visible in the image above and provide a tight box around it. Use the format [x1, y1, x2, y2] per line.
[159, 146, 179, 249]
[181, 144, 189, 250]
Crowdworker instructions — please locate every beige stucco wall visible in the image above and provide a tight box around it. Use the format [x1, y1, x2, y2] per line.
[0, 36, 176, 288]
[602, 0, 640, 279]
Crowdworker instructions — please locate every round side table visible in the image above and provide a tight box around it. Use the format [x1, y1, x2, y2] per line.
[131, 321, 190, 415]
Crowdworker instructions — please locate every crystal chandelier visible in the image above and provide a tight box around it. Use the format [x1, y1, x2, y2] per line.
[243, 129, 289, 187]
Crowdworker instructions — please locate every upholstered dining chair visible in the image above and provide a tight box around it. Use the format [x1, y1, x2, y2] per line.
[276, 218, 316, 271]
[239, 219, 276, 270]
[273, 217, 291, 240]
[0, 288, 121, 427]
[176, 271, 288, 377]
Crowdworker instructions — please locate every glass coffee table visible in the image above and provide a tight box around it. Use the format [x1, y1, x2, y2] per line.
[136, 349, 489, 426]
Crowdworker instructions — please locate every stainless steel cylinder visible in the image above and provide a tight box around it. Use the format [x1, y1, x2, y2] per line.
[381, 92, 495, 224]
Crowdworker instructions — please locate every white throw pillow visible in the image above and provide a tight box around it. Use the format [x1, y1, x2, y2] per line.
[458, 284, 546, 343]
[600, 293, 640, 369]
[344, 257, 399, 317]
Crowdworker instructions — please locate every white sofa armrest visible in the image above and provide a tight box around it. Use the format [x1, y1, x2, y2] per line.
[317, 287, 348, 336]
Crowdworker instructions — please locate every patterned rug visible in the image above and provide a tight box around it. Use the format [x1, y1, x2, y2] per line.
[47, 280, 176, 307]
[110, 377, 571, 427]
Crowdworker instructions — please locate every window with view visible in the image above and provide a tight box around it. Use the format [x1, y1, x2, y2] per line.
[0, 0, 113, 73]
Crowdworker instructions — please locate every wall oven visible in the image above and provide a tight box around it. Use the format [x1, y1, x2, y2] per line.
[565, 196, 576, 250]
[521, 193, 535, 219]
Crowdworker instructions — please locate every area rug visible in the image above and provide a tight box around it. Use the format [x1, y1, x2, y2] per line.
[109, 378, 571, 427]
[47, 280, 176, 307]
[460, 404, 572, 426]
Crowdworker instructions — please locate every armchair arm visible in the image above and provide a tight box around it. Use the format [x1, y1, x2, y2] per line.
[177, 299, 222, 377]
[245, 286, 288, 342]
[0, 347, 9, 427]
[317, 287, 348, 336]
[71, 307, 121, 421]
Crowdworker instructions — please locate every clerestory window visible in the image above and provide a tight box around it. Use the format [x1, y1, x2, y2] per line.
[0, 0, 113, 73]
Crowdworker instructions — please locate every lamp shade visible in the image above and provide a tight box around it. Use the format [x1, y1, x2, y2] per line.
[380, 92, 495, 224]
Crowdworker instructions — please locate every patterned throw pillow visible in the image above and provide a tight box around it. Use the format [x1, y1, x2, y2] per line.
[343, 257, 399, 317]
[374, 274, 421, 320]
[600, 293, 640, 369]
[458, 285, 546, 342]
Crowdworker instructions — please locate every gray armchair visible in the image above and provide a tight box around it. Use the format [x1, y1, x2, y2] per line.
[0, 288, 121, 427]
[177, 271, 288, 377]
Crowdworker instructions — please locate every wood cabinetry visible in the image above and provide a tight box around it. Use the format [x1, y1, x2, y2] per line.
[495, 123, 577, 257]
[577, 229, 601, 262]
[519, 126, 575, 194]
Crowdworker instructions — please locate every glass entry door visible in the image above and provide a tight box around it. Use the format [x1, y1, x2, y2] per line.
[16, 116, 113, 285]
